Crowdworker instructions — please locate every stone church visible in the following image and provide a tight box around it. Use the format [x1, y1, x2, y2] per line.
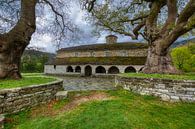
[44, 35, 148, 76]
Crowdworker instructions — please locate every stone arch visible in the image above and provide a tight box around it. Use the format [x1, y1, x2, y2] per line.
[75, 66, 81, 73]
[139, 67, 144, 72]
[66, 66, 73, 72]
[125, 66, 136, 73]
[108, 66, 120, 74]
[96, 66, 106, 73]
[85, 65, 92, 76]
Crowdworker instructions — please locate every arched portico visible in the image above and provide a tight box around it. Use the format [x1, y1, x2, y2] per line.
[96, 66, 106, 73]
[75, 66, 81, 73]
[125, 66, 136, 73]
[66, 66, 73, 72]
[139, 67, 144, 72]
[108, 66, 120, 74]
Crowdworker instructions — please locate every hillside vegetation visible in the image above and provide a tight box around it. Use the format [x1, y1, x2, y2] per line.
[21, 50, 55, 73]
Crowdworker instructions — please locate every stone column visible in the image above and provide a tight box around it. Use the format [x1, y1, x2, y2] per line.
[104, 66, 109, 74]
[118, 66, 125, 73]
[72, 66, 76, 73]
[0, 115, 5, 129]
[80, 66, 85, 76]
[92, 66, 96, 75]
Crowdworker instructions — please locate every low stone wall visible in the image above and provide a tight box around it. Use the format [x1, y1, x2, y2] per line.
[115, 76, 195, 102]
[0, 79, 63, 115]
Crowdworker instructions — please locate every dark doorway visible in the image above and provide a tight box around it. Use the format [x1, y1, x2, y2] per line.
[75, 66, 81, 73]
[96, 66, 106, 73]
[125, 66, 136, 73]
[85, 65, 92, 76]
[108, 66, 119, 74]
[67, 66, 73, 72]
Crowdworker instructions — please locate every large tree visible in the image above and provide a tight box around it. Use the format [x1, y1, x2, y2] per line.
[83, 0, 195, 74]
[0, 0, 75, 79]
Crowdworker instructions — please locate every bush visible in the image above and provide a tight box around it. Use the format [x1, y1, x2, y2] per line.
[21, 55, 48, 73]
[171, 43, 195, 72]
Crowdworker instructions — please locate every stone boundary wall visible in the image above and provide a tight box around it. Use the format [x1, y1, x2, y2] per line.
[115, 76, 195, 102]
[0, 79, 63, 115]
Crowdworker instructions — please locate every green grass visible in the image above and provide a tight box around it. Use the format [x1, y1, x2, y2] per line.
[120, 73, 195, 80]
[5, 90, 195, 129]
[0, 74, 57, 89]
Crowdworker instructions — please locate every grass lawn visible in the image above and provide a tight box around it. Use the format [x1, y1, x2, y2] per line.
[0, 73, 57, 90]
[5, 90, 195, 129]
[120, 73, 195, 80]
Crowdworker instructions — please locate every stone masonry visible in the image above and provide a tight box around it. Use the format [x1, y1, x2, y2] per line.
[115, 76, 195, 102]
[45, 35, 148, 76]
[0, 79, 63, 115]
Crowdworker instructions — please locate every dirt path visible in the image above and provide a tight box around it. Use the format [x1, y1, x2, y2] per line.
[30, 91, 113, 118]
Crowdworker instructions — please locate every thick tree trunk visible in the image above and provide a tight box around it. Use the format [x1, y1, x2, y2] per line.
[0, 0, 36, 79]
[143, 40, 179, 74]
[0, 35, 28, 79]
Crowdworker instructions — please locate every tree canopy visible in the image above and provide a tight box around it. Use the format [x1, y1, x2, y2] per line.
[0, 0, 80, 79]
[82, 0, 195, 74]
[0, 0, 78, 48]
[83, 0, 195, 42]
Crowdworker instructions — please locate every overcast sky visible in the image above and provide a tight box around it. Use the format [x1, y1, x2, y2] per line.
[28, 1, 142, 53]
[28, 1, 194, 53]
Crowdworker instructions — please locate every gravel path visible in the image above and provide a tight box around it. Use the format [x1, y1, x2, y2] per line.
[61, 76, 116, 91]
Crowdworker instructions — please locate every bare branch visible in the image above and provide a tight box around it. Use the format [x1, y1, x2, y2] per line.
[42, 0, 73, 33]
[161, 0, 177, 34]
[133, 20, 146, 39]
[177, 0, 195, 24]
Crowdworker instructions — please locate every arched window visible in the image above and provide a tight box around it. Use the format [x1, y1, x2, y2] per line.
[66, 66, 73, 72]
[125, 66, 136, 73]
[75, 66, 81, 73]
[108, 66, 120, 74]
[96, 66, 106, 73]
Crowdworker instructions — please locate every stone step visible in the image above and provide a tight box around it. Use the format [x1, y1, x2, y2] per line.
[55, 91, 68, 100]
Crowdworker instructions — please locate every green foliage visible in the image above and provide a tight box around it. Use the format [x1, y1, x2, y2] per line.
[171, 43, 195, 72]
[54, 57, 146, 65]
[120, 73, 195, 80]
[188, 42, 195, 54]
[5, 90, 195, 129]
[0, 74, 56, 89]
[21, 53, 49, 73]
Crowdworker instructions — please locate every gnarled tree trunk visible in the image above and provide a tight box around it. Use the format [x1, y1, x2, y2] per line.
[143, 40, 179, 74]
[0, 0, 36, 79]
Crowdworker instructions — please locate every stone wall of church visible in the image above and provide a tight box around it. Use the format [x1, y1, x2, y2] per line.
[44, 65, 144, 76]
[56, 49, 148, 58]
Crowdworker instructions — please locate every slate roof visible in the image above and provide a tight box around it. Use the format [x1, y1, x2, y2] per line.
[57, 42, 148, 52]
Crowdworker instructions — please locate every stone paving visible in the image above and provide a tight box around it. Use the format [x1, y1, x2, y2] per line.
[61, 76, 116, 91]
